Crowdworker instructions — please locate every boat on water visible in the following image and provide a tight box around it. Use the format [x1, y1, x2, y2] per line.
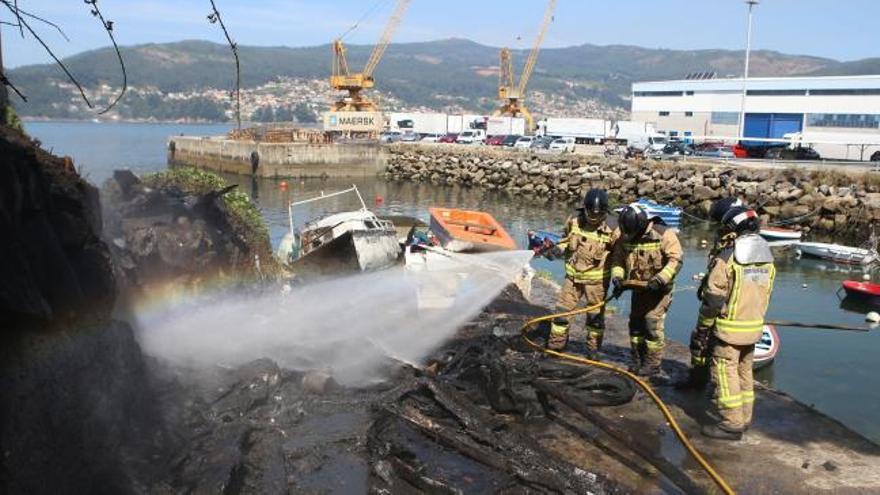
[793, 241, 878, 265]
[429, 207, 516, 252]
[759, 227, 802, 242]
[277, 185, 400, 276]
[754, 324, 780, 369]
[840, 280, 880, 302]
[620, 199, 682, 228]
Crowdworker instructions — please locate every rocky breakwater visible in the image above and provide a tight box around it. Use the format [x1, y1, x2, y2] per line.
[386, 145, 880, 238]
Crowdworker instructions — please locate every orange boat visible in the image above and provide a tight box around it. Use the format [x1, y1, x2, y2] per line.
[428, 207, 517, 252]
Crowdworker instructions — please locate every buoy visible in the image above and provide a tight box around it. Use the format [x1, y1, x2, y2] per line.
[802, 283, 808, 289]
[375, 194, 384, 206]
[863, 273, 871, 281]
[279, 181, 288, 190]
[866, 311, 880, 323]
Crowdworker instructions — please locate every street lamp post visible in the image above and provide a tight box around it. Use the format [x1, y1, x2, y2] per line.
[738, 0, 759, 141]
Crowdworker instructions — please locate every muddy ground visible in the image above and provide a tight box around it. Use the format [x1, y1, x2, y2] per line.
[149, 279, 880, 494]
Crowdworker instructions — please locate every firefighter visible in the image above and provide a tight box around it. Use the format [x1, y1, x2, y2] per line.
[699, 207, 775, 440]
[548, 189, 619, 354]
[610, 204, 683, 378]
[678, 197, 746, 390]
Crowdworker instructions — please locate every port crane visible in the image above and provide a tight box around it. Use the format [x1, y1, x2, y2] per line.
[330, 0, 412, 112]
[495, 0, 556, 133]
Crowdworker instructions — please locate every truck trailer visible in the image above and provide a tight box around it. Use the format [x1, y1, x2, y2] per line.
[487, 117, 527, 137]
[538, 118, 609, 143]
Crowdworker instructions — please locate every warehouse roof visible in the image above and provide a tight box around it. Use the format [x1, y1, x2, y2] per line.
[633, 74, 880, 93]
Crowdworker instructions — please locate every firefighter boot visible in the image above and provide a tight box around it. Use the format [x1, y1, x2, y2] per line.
[640, 338, 666, 382]
[585, 314, 605, 357]
[628, 336, 645, 373]
[701, 423, 743, 441]
[548, 318, 569, 351]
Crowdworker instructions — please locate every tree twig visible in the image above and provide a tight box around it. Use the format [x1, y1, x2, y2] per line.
[0, 0, 92, 108]
[0, 72, 27, 101]
[13, 5, 70, 41]
[85, 0, 126, 114]
[208, 0, 240, 130]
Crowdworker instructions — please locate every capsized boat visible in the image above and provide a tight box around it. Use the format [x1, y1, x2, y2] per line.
[625, 199, 682, 228]
[429, 207, 516, 252]
[754, 324, 780, 369]
[793, 242, 878, 265]
[840, 280, 880, 301]
[277, 185, 400, 276]
[759, 227, 802, 242]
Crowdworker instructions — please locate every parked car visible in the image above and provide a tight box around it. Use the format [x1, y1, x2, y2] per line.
[456, 129, 487, 144]
[379, 131, 403, 143]
[732, 143, 749, 158]
[871, 150, 880, 162]
[662, 142, 694, 156]
[765, 146, 821, 160]
[502, 134, 521, 147]
[549, 137, 576, 153]
[420, 134, 441, 143]
[438, 133, 459, 144]
[695, 143, 735, 158]
[514, 136, 534, 149]
[399, 132, 420, 143]
[530, 135, 555, 150]
[485, 135, 506, 146]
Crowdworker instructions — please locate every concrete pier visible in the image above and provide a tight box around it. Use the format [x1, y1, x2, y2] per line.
[167, 136, 386, 178]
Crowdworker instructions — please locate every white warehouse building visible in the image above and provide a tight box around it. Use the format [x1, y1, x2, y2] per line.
[630, 75, 880, 160]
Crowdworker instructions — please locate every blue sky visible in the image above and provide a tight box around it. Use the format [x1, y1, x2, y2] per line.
[3, 0, 878, 68]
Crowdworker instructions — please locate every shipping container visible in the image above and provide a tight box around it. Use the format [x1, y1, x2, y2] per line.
[323, 112, 384, 132]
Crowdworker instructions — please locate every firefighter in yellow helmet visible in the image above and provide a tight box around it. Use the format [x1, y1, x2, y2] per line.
[678, 197, 746, 390]
[699, 207, 776, 440]
[610, 204, 683, 378]
[548, 189, 619, 354]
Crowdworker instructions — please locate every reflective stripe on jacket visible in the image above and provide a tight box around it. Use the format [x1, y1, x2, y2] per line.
[699, 249, 776, 345]
[559, 216, 618, 285]
[610, 223, 682, 285]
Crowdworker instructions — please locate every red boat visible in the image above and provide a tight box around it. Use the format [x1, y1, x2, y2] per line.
[841, 280, 880, 300]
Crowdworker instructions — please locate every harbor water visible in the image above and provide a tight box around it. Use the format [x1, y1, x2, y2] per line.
[26, 121, 880, 443]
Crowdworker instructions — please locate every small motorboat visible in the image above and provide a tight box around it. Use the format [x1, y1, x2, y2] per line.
[793, 242, 878, 265]
[759, 227, 802, 242]
[754, 324, 780, 370]
[277, 185, 401, 277]
[429, 207, 516, 253]
[628, 199, 682, 228]
[840, 280, 880, 301]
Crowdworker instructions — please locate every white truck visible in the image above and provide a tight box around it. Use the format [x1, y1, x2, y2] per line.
[610, 120, 667, 152]
[456, 129, 487, 144]
[487, 116, 526, 136]
[447, 114, 486, 134]
[538, 118, 609, 144]
[388, 112, 449, 135]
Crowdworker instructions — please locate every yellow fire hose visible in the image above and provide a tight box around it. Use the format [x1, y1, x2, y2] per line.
[520, 290, 735, 495]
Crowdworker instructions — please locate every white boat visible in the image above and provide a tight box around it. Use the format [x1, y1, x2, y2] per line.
[754, 325, 779, 369]
[793, 242, 878, 265]
[759, 227, 802, 242]
[277, 185, 400, 276]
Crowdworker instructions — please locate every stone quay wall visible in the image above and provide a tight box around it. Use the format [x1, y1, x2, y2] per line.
[168, 136, 386, 178]
[385, 145, 880, 238]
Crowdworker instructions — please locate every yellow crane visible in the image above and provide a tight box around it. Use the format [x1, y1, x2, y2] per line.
[330, 0, 412, 112]
[495, 0, 556, 132]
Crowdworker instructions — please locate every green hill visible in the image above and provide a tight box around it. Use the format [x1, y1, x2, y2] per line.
[8, 38, 871, 120]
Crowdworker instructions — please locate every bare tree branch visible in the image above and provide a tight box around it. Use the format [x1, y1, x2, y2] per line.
[0, 72, 26, 101]
[85, 0, 126, 114]
[0, 0, 92, 108]
[13, 6, 70, 42]
[208, 0, 240, 130]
